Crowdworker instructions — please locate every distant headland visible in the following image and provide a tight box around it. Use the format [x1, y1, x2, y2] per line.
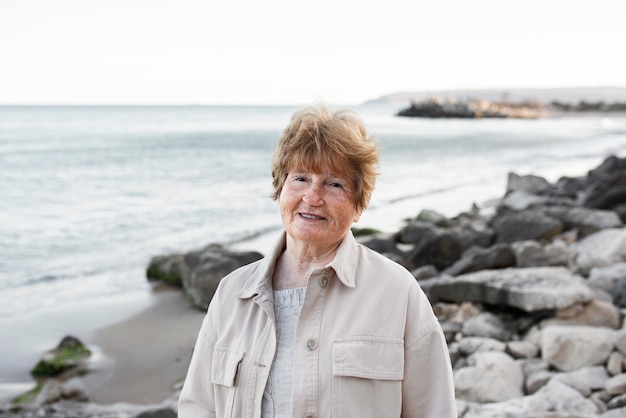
[366, 87, 626, 119]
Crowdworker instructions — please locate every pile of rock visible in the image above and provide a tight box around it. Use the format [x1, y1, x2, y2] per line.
[397, 97, 549, 119]
[358, 155, 626, 417]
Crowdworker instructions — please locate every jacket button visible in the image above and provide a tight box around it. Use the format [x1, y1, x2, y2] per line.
[320, 275, 328, 288]
[306, 339, 318, 351]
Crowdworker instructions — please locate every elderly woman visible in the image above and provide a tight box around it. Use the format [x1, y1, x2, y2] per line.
[178, 104, 457, 417]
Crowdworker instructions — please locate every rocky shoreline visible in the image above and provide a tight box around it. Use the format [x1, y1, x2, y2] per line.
[396, 96, 626, 119]
[4, 155, 626, 417]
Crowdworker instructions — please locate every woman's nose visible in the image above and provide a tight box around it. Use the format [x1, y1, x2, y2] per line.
[303, 182, 324, 206]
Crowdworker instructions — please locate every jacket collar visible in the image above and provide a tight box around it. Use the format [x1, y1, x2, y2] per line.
[238, 230, 359, 299]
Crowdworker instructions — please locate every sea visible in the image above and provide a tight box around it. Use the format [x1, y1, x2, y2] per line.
[2, 104, 626, 320]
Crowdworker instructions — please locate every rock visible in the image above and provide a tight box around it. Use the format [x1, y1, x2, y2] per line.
[457, 337, 506, 355]
[525, 369, 554, 394]
[411, 264, 438, 280]
[588, 263, 626, 308]
[543, 206, 622, 237]
[135, 407, 177, 418]
[506, 172, 551, 194]
[552, 366, 610, 397]
[507, 340, 539, 359]
[421, 267, 595, 313]
[583, 164, 626, 209]
[501, 189, 547, 211]
[146, 254, 184, 287]
[398, 221, 478, 270]
[531, 379, 600, 415]
[614, 329, 626, 356]
[605, 373, 626, 395]
[513, 240, 573, 268]
[492, 209, 564, 243]
[573, 228, 626, 273]
[30, 336, 91, 377]
[454, 351, 524, 403]
[415, 208, 452, 226]
[542, 325, 615, 371]
[181, 244, 263, 310]
[461, 312, 513, 341]
[607, 351, 624, 376]
[443, 243, 515, 276]
[600, 404, 626, 418]
[606, 394, 626, 410]
[553, 299, 621, 329]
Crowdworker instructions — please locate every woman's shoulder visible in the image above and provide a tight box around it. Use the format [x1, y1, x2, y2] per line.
[355, 243, 417, 286]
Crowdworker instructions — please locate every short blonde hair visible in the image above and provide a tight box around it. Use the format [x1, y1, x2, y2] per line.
[271, 104, 379, 212]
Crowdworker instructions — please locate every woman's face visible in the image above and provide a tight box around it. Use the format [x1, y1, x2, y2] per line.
[279, 165, 362, 249]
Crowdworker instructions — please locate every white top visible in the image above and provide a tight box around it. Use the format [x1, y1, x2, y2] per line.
[261, 286, 306, 418]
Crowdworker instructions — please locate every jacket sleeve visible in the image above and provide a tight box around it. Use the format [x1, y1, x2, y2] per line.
[402, 285, 457, 418]
[178, 305, 218, 418]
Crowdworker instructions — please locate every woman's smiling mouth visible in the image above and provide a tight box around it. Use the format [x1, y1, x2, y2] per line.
[300, 213, 325, 220]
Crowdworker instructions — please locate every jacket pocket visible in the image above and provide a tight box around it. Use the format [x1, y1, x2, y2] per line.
[333, 336, 404, 417]
[211, 345, 245, 417]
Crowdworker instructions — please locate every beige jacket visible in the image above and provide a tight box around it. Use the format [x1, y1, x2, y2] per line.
[178, 231, 457, 418]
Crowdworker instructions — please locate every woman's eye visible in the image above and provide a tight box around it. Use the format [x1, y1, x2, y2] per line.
[294, 176, 307, 182]
[329, 182, 343, 189]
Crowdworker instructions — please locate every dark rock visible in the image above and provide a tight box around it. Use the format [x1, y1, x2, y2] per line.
[543, 206, 622, 237]
[399, 223, 471, 270]
[513, 240, 573, 268]
[146, 254, 184, 287]
[182, 244, 263, 310]
[492, 210, 563, 243]
[420, 267, 594, 312]
[506, 172, 550, 194]
[135, 408, 176, 418]
[411, 265, 439, 281]
[31, 336, 91, 378]
[443, 243, 515, 276]
[582, 173, 626, 210]
[415, 208, 453, 227]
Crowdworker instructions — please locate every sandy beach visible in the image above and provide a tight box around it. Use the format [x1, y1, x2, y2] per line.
[0, 287, 206, 407]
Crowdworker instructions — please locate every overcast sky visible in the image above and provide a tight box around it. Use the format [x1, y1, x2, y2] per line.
[1, 0, 624, 105]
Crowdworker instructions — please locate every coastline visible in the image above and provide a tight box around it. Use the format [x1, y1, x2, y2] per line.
[0, 287, 205, 407]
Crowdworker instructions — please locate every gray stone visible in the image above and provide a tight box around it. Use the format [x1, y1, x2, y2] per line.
[607, 351, 624, 376]
[420, 267, 595, 313]
[544, 206, 623, 237]
[443, 243, 515, 276]
[457, 337, 507, 356]
[456, 379, 599, 417]
[501, 189, 547, 211]
[553, 299, 621, 329]
[614, 329, 626, 356]
[507, 340, 539, 359]
[506, 172, 551, 195]
[588, 262, 626, 308]
[605, 373, 626, 395]
[573, 228, 626, 273]
[492, 209, 564, 243]
[526, 370, 554, 394]
[542, 325, 615, 371]
[454, 351, 524, 403]
[398, 221, 477, 270]
[553, 366, 610, 397]
[182, 244, 263, 310]
[513, 240, 573, 268]
[461, 311, 514, 341]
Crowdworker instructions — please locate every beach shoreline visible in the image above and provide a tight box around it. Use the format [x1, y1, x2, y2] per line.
[0, 287, 205, 408]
